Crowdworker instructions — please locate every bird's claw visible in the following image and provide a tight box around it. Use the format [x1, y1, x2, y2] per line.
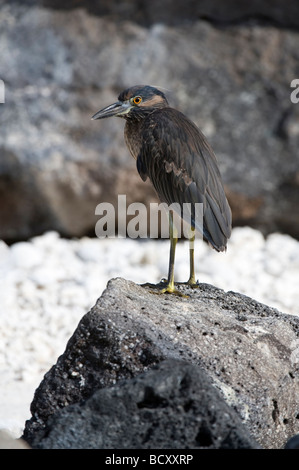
[141, 281, 188, 298]
[157, 286, 188, 298]
[186, 279, 200, 288]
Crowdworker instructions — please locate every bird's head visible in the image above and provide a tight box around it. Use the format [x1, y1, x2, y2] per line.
[92, 85, 169, 121]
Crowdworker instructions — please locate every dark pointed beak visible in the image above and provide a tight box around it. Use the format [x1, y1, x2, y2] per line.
[91, 101, 130, 120]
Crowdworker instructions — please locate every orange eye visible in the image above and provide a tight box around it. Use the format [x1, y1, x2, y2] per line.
[133, 96, 142, 105]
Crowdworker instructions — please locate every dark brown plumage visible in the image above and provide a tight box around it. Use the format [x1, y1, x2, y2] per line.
[92, 85, 232, 294]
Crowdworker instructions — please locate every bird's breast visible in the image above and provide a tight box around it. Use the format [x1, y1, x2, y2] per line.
[124, 119, 144, 160]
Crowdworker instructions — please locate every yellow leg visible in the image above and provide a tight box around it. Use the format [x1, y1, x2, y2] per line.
[187, 226, 198, 287]
[162, 211, 178, 293]
[142, 212, 186, 297]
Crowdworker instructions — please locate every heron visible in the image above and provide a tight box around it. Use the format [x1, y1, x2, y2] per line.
[92, 85, 232, 295]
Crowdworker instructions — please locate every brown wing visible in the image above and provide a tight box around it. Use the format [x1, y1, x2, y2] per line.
[137, 107, 232, 251]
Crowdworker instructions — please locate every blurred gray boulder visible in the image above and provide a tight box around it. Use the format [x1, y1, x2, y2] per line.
[0, 1, 298, 241]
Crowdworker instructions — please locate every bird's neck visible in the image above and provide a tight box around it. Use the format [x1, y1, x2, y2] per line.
[124, 116, 146, 160]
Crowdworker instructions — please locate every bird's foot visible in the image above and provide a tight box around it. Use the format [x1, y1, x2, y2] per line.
[186, 278, 200, 289]
[173, 279, 200, 289]
[156, 284, 187, 298]
[141, 280, 188, 298]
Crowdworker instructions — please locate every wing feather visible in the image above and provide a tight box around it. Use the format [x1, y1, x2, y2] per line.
[136, 108, 232, 251]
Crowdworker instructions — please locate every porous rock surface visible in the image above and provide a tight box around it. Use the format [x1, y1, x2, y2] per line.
[28, 359, 260, 449]
[23, 278, 299, 449]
